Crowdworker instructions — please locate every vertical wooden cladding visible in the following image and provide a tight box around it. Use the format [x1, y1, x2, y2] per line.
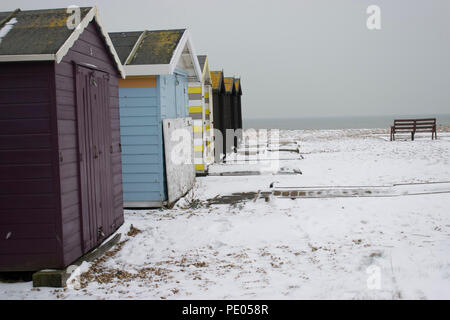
[232, 80, 243, 148]
[234, 80, 243, 131]
[74, 66, 114, 254]
[232, 93, 239, 148]
[237, 95, 243, 130]
[212, 79, 225, 161]
[55, 21, 124, 266]
[222, 92, 233, 154]
[0, 20, 123, 271]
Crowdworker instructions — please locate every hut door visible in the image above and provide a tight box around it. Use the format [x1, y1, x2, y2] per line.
[175, 73, 188, 117]
[75, 65, 114, 253]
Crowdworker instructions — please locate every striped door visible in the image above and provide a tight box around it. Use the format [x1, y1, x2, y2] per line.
[204, 85, 214, 164]
[188, 82, 206, 173]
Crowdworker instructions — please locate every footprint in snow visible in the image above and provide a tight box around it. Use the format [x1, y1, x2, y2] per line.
[210, 219, 233, 233]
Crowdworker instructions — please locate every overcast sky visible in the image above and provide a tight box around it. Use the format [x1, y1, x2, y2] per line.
[3, 0, 450, 118]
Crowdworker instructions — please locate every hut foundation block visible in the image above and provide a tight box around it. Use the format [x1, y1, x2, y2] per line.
[32, 233, 121, 288]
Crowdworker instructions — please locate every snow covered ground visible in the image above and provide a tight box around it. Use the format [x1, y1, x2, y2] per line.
[1, 128, 449, 299]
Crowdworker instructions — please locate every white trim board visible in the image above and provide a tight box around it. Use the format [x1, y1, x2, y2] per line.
[0, 54, 55, 62]
[125, 64, 171, 76]
[123, 29, 202, 81]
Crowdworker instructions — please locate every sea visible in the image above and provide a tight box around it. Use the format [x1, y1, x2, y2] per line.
[243, 114, 450, 130]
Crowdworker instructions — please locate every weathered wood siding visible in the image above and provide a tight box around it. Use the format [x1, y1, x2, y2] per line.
[55, 21, 123, 266]
[232, 93, 240, 148]
[120, 85, 165, 203]
[0, 61, 62, 271]
[119, 71, 189, 207]
[237, 95, 242, 130]
[212, 89, 224, 160]
[222, 93, 233, 154]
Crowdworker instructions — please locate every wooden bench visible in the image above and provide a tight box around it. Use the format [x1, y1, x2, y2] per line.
[390, 118, 437, 141]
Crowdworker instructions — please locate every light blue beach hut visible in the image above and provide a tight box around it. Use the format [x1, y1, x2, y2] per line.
[110, 29, 202, 207]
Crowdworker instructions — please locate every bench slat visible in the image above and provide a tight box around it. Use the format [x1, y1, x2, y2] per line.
[394, 125, 435, 129]
[395, 128, 434, 132]
[394, 118, 436, 122]
[390, 118, 437, 141]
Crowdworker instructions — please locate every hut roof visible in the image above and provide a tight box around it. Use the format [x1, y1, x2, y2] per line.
[224, 77, 235, 94]
[108, 31, 143, 65]
[197, 55, 207, 71]
[211, 71, 224, 90]
[110, 29, 184, 65]
[109, 29, 201, 80]
[0, 6, 124, 77]
[234, 78, 242, 94]
[197, 55, 211, 84]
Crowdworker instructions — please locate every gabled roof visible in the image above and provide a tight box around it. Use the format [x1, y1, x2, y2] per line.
[108, 31, 143, 65]
[0, 10, 15, 25]
[197, 55, 210, 84]
[197, 55, 207, 71]
[224, 77, 236, 94]
[0, 6, 125, 77]
[234, 78, 242, 95]
[211, 70, 225, 91]
[109, 29, 201, 81]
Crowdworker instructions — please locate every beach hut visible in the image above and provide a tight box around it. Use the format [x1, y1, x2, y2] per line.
[234, 78, 243, 145]
[109, 29, 201, 208]
[0, 7, 125, 271]
[211, 71, 226, 160]
[188, 55, 206, 174]
[196, 55, 215, 167]
[223, 77, 237, 154]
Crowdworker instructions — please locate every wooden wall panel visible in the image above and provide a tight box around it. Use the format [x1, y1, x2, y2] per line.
[55, 21, 124, 266]
[0, 61, 61, 271]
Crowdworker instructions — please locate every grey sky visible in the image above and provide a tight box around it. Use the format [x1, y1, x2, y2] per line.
[3, 0, 450, 118]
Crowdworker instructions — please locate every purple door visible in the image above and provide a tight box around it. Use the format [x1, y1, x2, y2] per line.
[75, 65, 114, 253]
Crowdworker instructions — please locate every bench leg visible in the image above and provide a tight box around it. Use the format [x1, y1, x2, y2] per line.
[411, 132, 414, 141]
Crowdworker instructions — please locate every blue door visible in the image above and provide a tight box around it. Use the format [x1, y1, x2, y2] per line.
[174, 71, 188, 118]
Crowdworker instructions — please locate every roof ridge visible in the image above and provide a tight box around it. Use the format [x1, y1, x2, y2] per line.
[124, 30, 146, 65]
[109, 30, 145, 35]
[145, 28, 186, 33]
[0, 8, 20, 29]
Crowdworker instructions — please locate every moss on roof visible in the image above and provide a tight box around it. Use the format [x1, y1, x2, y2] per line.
[109, 31, 143, 64]
[234, 78, 242, 94]
[224, 77, 235, 94]
[0, 7, 92, 55]
[210, 71, 223, 90]
[0, 11, 14, 27]
[109, 29, 185, 65]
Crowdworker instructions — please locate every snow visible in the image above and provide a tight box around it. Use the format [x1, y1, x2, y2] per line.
[0, 17, 17, 44]
[1, 128, 449, 299]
